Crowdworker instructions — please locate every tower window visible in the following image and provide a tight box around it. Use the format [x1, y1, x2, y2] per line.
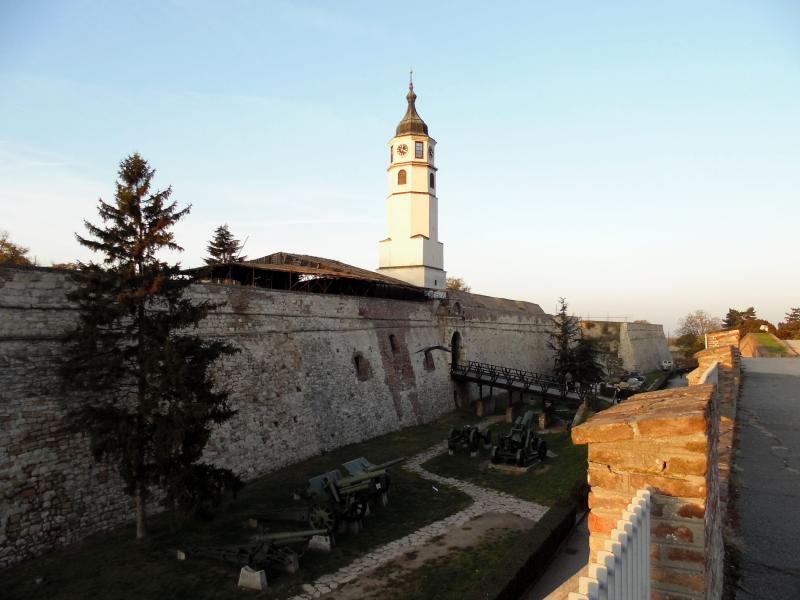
[389, 334, 399, 353]
[390, 146, 393, 162]
[397, 169, 407, 185]
[415, 141, 424, 158]
[423, 350, 435, 370]
[429, 173, 435, 189]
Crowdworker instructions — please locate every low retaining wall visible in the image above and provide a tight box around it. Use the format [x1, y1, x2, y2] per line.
[572, 385, 723, 599]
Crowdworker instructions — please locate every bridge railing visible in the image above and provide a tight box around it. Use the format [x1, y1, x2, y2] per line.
[570, 489, 652, 600]
[450, 360, 598, 400]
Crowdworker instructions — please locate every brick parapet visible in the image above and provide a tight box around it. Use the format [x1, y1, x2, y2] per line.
[573, 384, 722, 599]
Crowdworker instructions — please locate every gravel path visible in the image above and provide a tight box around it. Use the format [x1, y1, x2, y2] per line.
[288, 432, 549, 599]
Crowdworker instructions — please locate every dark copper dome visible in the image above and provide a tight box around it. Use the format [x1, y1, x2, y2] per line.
[395, 82, 428, 136]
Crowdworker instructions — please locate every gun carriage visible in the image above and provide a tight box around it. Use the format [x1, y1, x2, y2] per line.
[490, 410, 547, 467]
[447, 424, 492, 455]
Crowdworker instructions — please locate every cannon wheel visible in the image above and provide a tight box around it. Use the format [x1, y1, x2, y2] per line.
[516, 448, 525, 467]
[537, 439, 548, 461]
[308, 505, 336, 533]
[482, 429, 493, 449]
[447, 427, 458, 451]
[468, 428, 479, 452]
[490, 445, 500, 464]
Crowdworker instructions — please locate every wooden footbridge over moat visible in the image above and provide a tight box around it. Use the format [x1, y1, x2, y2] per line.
[449, 360, 592, 417]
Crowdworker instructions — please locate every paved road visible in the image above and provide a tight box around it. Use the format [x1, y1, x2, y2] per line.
[735, 358, 800, 598]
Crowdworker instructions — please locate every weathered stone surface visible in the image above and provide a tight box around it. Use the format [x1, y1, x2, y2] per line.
[238, 566, 268, 591]
[0, 265, 563, 567]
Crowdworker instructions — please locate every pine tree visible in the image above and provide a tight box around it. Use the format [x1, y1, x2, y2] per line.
[548, 298, 580, 384]
[205, 224, 246, 265]
[61, 153, 240, 540]
[572, 337, 606, 388]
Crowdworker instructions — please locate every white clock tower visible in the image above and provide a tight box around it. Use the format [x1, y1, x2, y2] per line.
[378, 80, 445, 289]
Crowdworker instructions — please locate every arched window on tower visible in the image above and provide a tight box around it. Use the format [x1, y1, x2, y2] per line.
[397, 170, 407, 185]
[429, 173, 435, 189]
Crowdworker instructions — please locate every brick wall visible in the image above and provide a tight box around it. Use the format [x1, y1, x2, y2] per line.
[572, 385, 723, 599]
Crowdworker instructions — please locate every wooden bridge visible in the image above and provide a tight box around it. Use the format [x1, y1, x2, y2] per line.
[449, 360, 593, 417]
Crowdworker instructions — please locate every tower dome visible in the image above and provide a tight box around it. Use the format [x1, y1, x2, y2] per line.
[395, 81, 428, 136]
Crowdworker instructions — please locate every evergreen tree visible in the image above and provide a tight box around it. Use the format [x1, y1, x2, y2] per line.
[572, 337, 606, 388]
[61, 153, 240, 540]
[777, 307, 800, 340]
[205, 224, 246, 265]
[548, 298, 580, 384]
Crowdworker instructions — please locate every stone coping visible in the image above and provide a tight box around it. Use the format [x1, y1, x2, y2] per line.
[571, 385, 715, 445]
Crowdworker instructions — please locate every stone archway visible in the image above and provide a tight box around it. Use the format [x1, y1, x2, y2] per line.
[451, 330, 463, 367]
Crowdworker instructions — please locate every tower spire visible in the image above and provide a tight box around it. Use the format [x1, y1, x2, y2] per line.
[396, 73, 428, 136]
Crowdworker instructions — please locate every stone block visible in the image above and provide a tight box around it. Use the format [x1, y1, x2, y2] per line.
[237, 566, 267, 591]
[308, 534, 333, 552]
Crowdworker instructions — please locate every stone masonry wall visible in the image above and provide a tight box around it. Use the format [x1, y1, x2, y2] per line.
[0, 265, 553, 566]
[581, 320, 671, 375]
[618, 322, 672, 374]
[572, 384, 723, 599]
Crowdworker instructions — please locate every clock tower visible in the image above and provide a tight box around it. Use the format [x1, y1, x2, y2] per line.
[378, 80, 446, 289]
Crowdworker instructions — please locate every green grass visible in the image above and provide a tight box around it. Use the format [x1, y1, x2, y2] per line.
[1, 412, 480, 600]
[752, 332, 789, 356]
[422, 426, 587, 507]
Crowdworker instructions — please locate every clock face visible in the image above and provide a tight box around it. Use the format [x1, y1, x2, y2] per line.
[397, 144, 408, 156]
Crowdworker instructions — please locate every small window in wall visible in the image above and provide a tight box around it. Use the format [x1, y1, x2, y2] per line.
[397, 169, 407, 185]
[429, 173, 435, 189]
[423, 350, 435, 371]
[354, 352, 371, 381]
[390, 146, 393, 162]
[415, 141, 424, 158]
[389, 334, 399, 353]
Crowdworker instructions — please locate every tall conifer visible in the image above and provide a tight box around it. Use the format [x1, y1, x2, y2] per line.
[205, 224, 246, 264]
[61, 153, 240, 540]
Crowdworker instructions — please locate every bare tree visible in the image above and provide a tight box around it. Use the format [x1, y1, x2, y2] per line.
[677, 310, 722, 338]
[445, 277, 471, 292]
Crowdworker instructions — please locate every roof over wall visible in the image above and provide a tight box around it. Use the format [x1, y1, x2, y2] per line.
[445, 289, 545, 316]
[184, 252, 428, 301]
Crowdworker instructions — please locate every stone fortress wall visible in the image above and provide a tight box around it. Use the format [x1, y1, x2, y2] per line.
[0, 266, 553, 566]
[0, 266, 671, 567]
[581, 320, 671, 374]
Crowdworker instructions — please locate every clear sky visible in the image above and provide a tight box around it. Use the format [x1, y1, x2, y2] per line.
[1, 0, 798, 333]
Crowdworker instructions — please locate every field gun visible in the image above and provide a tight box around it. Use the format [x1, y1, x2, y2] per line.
[490, 410, 547, 467]
[447, 425, 492, 456]
[249, 456, 405, 533]
[176, 527, 327, 574]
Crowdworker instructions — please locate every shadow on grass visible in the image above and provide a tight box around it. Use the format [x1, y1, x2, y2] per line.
[1, 411, 480, 600]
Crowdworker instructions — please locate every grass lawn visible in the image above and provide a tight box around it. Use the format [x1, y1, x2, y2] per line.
[752, 332, 789, 356]
[422, 424, 587, 507]
[1, 412, 480, 600]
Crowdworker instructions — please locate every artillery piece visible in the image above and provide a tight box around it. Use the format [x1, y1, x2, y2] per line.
[176, 527, 327, 574]
[490, 410, 547, 467]
[447, 424, 492, 456]
[249, 456, 405, 534]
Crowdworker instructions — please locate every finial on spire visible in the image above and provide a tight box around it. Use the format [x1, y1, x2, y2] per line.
[409, 67, 413, 89]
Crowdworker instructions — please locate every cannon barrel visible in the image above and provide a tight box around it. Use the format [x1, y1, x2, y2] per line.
[366, 456, 406, 471]
[258, 528, 328, 543]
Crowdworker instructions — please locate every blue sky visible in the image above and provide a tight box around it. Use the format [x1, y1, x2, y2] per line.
[1, 0, 798, 333]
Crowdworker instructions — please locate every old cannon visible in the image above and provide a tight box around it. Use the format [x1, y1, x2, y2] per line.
[341, 456, 405, 506]
[250, 456, 405, 533]
[447, 425, 492, 455]
[176, 527, 328, 574]
[490, 410, 547, 467]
